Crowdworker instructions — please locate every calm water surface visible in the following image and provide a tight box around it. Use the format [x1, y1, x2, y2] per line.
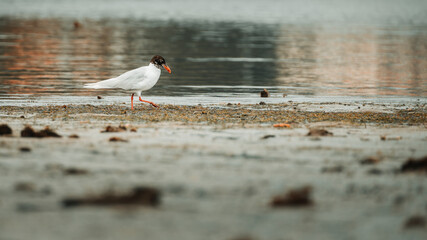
[0, 0, 426, 103]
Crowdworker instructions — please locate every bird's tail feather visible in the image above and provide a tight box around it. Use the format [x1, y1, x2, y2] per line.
[84, 78, 117, 89]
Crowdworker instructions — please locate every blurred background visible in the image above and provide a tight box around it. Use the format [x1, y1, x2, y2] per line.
[0, 0, 426, 99]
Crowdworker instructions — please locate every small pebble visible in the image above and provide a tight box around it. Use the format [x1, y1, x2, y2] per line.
[260, 89, 269, 98]
[109, 137, 128, 142]
[270, 186, 313, 208]
[404, 215, 426, 229]
[307, 129, 333, 136]
[14, 182, 36, 192]
[19, 147, 31, 152]
[360, 156, 382, 165]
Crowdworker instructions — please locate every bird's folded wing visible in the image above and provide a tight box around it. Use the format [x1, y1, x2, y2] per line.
[84, 67, 148, 90]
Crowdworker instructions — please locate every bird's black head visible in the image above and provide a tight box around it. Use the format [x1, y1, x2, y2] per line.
[150, 55, 171, 73]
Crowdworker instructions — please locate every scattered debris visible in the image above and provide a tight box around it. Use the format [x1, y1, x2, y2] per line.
[21, 126, 37, 137]
[380, 135, 402, 141]
[19, 147, 31, 152]
[130, 128, 137, 132]
[261, 134, 275, 139]
[360, 156, 382, 165]
[97, 96, 102, 99]
[403, 215, 426, 229]
[73, 21, 82, 29]
[321, 166, 344, 173]
[227, 103, 233, 106]
[270, 186, 313, 208]
[273, 123, 291, 128]
[109, 137, 128, 142]
[0, 124, 12, 136]
[62, 186, 161, 208]
[38, 126, 62, 138]
[307, 129, 333, 137]
[63, 167, 89, 175]
[14, 182, 36, 192]
[101, 125, 127, 133]
[400, 156, 427, 173]
[21, 126, 62, 138]
[69, 134, 79, 138]
[282, 94, 287, 97]
[260, 88, 269, 98]
[259, 101, 266, 105]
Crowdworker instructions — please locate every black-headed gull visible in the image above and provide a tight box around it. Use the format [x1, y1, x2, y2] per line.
[84, 55, 171, 110]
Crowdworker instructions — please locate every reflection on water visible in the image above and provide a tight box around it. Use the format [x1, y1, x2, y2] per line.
[0, 17, 426, 99]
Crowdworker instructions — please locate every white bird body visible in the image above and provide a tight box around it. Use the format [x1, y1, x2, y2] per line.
[83, 55, 171, 110]
[84, 63, 161, 95]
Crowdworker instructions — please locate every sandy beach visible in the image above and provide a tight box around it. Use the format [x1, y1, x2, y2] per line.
[0, 101, 426, 240]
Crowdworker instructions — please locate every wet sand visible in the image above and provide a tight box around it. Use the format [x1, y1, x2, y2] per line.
[0, 102, 426, 240]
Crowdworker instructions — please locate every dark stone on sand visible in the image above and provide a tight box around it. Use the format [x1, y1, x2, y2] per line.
[0, 124, 12, 136]
[101, 125, 127, 133]
[97, 96, 102, 99]
[261, 134, 275, 139]
[69, 134, 79, 138]
[62, 186, 161, 208]
[307, 129, 333, 137]
[21, 126, 36, 137]
[109, 137, 128, 142]
[360, 156, 382, 165]
[270, 186, 313, 208]
[260, 88, 269, 98]
[321, 166, 344, 173]
[64, 167, 89, 175]
[259, 101, 266, 105]
[19, 147, 31, 152]
[400, 156, 427, 173]
[21, 126, 61, 138]
[403, 215, 426, 229]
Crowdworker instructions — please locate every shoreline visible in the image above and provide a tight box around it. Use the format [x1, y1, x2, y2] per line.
[1, 102, 426, 125]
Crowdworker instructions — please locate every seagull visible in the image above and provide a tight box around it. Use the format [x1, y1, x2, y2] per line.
[84, 55, 171, 110]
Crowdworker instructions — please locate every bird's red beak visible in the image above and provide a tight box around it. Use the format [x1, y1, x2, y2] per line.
[162, 64, 171, 74]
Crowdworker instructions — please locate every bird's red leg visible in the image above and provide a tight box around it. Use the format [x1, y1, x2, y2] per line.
[139, 96, 159, 108]
[131, 93, 134, 110]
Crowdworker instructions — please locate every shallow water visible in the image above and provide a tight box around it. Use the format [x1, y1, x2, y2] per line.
[0, 0, 426, 104]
